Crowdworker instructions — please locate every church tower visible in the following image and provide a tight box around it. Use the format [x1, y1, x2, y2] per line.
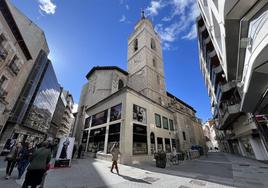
[127, 11, 167, 105]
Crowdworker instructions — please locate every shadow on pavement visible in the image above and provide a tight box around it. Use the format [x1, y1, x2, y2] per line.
[129, 152, 234, 187]
[118, 174, 151, 184]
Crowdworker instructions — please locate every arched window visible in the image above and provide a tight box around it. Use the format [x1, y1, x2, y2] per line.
[118, 79, 124, 90]
[133, 38, 138, 52]
[151, 38, 156, 50]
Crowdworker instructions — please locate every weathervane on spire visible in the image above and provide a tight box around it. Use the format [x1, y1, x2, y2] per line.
[141, 9, 145, 19]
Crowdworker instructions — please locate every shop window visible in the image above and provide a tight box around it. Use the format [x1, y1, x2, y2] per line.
[81, 130, 88, 143]
[110, 104, 122, 122]
[133, 38, 138, 52]
[183, 131, 186, 140]
[87, 127, 106, 152]
[169, 119, 174, 131]
[133, 104, 147, 124]
[155, 113, 161, 128]
[163, 117, 168, 129]
[133, 124, 147, 154]
[157, 137, 163, 151]
[151, 38, 156, 50]
[84, 116, 91, 129]
[92, 109, 108, 126]
[118, 79, 124, 90]
[150, 132, 155, 154]
[171, 139, 176, 149]
[165, 138, 171, 152]
[107, 123, 121, 153]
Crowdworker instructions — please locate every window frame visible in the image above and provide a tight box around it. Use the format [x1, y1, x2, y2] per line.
[155, 113, 161, 128]
[162, 116, 169, 130]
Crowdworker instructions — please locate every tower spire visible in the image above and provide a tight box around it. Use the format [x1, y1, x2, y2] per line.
[141, 9, 145, 19]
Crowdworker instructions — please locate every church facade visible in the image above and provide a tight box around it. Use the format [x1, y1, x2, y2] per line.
[74, 13, 205, 164]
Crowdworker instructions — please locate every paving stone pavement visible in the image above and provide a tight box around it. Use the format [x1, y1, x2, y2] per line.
[0, 152, 267, 188]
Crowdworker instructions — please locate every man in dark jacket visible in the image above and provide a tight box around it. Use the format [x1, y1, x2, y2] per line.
[22, 141, 51, 188]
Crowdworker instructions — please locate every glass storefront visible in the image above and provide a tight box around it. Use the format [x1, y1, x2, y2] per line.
[23, 62, 60, 133]
[110, 104, 122, 122]
[87, 127, 106, 152]
[107, 123, 121, 153]
[133, 104, 147, 124]
[165, 138, 171, 152]
[92, 110, 108, 127]
[133, 124, 147, 154]
[84, 116, 91, 129]
[157, 137, 163, 151]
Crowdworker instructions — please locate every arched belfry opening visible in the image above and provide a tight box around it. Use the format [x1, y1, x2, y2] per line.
[118, 79, 124, 90]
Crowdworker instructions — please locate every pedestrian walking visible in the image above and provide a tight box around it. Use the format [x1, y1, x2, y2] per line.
[22, 141, 51, 188]
[110, 142, 120, 174]
[17, 142, 35, 179]
[4, 142, 22, 179]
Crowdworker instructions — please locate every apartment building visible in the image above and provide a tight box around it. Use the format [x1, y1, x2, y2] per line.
[197, 0, 268, 160]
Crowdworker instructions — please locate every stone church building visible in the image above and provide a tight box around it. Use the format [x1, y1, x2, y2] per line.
[74, 13, 205, 164]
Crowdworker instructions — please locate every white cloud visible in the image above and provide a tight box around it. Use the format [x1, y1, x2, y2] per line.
[119, 15, 126, 22]
[182, 24, 197, 40]
[146, 0, 200, 50]
[38, 0, 56, 15]
[145, 0, 165, 17]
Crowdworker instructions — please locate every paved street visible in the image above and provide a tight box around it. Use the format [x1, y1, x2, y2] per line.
[0, 152, 268, 188]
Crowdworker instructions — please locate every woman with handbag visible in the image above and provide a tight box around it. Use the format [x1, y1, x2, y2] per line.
[5, 142, 22, 179]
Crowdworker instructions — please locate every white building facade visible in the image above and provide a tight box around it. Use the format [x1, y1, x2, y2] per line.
[197, 0, 268, 160]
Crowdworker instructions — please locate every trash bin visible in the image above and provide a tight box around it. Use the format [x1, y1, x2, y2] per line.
[155, 151, 166, 168]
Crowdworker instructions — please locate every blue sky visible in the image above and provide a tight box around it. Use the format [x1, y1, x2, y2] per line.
[10, 0, 211, 121]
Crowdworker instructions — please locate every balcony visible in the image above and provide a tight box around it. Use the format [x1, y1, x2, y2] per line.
[218, 103, 240, 130]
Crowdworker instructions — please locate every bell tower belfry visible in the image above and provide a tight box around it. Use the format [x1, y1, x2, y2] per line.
[127, 11, 167, 105]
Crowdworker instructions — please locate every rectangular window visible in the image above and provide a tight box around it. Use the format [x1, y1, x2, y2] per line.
[91, 109, 108, 127]
[87, 127, 106, 152]
[155, 113, 161, 128]
[8, 55, 20, 75]
[165, 138, 171, 152]
[107, 123, 121, 153]
[0, 75, 8, 98]
[169, 119, 174, 131]
[171, 139, 176, 149]
[0, 34, 7, 61]
[110, 104, 122, 122]
[163, 117, 168, 129]
[133, 124, 147, 154]
[133, 104, 147, 124]
[84, 116, 91, 129]
[157, 137, 163, 151]
[81, 130, 88, 143]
